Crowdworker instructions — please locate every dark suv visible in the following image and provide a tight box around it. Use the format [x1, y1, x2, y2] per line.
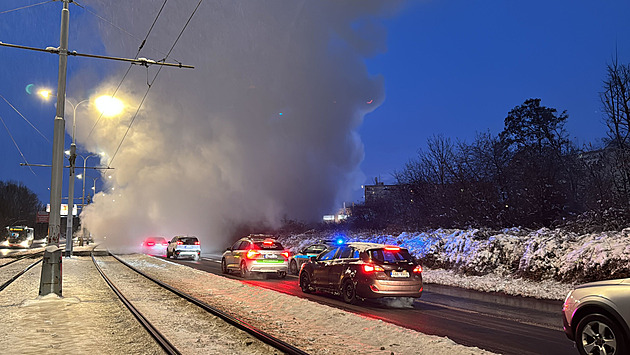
[298, 242, 423, 303]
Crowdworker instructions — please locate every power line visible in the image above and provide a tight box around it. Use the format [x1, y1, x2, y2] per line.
[0, 1, 55, 15]
[108, 0, 204, 167]
[0, 93, 50, 143]
[0, 114, 36, 175]
[86, 0, 170, 141]
[72, 0, 181, 64]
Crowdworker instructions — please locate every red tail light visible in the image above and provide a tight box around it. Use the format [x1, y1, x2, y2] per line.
[384, 246, 400, 251]
[146, 241, 155, 247]
[363, 264, 385, 273]
[246, 249, 261, 259]
[195, 241, 200, 245]
[281, 251, 290, 259]
[176, 241, 183, 245]
[413, 265, 423, 273]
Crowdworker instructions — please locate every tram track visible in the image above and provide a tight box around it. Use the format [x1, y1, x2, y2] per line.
[92, 250, 309, 355]
[0, 253, 43, 292]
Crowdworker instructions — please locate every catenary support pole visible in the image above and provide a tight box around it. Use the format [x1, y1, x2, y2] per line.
[41, 0, 70, 296]
[65, 142, 76, 257]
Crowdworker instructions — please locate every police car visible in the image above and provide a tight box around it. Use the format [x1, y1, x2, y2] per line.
[288, 238, 345, 275]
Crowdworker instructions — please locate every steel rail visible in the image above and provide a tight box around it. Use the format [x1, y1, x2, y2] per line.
[0, 257, 43, 292]
[0, 253, 39, 269]
[91, 252, 181, 355]
[109, 252, 310, 355]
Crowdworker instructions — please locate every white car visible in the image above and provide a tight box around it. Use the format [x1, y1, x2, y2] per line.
[221, 235, 289, 278]
[141, 236, 168, 256]
[563, 278, 630, 354]
[166, 235, 201, 261]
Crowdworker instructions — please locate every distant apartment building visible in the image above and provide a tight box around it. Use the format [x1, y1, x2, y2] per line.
[363, 177, 402, 205]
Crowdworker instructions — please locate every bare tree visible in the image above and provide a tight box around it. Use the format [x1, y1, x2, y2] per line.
[0, 181, 43, 228]
[600, 59, 630, 207]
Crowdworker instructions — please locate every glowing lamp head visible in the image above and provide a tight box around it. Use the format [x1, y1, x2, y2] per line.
[95, 95, 124, 117]
[38, 89, 53, 100]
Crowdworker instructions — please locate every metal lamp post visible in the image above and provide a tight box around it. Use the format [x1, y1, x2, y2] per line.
[91, 177, 99, 202]
[76, 153, 97, 246]
[63, 99, 89, 257]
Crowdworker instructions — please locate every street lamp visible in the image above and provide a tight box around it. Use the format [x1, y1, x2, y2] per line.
[62, 99, 89, 257]
[91, 177, 99, 201]
[75, 154, 99, 208]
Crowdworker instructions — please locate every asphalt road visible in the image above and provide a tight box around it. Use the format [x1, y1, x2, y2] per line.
[160, 254, 577, 355]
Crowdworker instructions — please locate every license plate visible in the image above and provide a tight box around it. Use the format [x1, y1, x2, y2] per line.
[391, 270, 409, 278]
[182, 245, 193, 249]
[264, 253, 277, 259]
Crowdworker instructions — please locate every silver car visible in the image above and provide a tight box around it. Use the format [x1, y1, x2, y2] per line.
[221, 235, 289, 278]
[167, 235, 201, 261]
[562, 278, 630, 355]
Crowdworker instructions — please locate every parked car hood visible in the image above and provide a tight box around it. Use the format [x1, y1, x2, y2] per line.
[575, 278, 628, 289]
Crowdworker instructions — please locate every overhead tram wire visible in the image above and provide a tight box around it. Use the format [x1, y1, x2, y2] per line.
[0, 114, 36, 175]
[0, 93, 50, 143]
[82, 0, 173, 141]
[107, 0, 204, 167]
[0, 1, 55, 15]
[72, 0, 181, 64]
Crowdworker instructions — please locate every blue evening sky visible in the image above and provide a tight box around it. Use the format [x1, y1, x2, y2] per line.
[360, 1, 630, 186]
[1, 1, 629, 205]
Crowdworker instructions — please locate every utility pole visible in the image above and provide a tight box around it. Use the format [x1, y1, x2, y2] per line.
[48, 0, 70, 249]
[38, 0, 70, 296]
[65, 142, 76, 257]
[1, 0, 193, 297]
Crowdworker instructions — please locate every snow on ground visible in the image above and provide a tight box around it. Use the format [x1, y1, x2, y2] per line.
[0, 256, 163, 354]
[421, 268, 573, 300]
[0, 253, 496, 354]
[278, 227, 630, 301]
[121, 254, 496, 355]
[96, 256, 280, 354]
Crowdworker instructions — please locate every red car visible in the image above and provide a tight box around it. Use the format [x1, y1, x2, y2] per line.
[299, 242, 423, 303]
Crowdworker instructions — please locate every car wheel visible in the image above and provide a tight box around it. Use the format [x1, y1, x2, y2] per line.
[289, 260, 298, 275]
[300, 272, 312, 293]
[221, 258, 229, 274]
[342, 279, 357, 304]
[576, 313, 626, 355]
[240, 261, 250, 279]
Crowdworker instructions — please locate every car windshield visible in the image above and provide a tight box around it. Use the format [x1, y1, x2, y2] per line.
[304, 245, 327, 254]
[253, 240, 283, 250]
[8, 229, 27, 240]
[369, 248, 414, 264]
[179, 237, 198, 245]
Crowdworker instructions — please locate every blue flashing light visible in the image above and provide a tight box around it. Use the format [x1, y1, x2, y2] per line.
[278, 112, 283, 116]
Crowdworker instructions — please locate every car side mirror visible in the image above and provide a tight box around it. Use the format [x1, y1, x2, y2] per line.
[226, 247, 232, 252]
[300, 250, 307, 255]
[310, 256, 318, 262]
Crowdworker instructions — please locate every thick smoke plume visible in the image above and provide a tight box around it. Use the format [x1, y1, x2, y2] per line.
[74, 0, 402, 251]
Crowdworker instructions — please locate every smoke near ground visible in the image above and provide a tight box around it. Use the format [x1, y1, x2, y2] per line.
[73, 0, 403, 251]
